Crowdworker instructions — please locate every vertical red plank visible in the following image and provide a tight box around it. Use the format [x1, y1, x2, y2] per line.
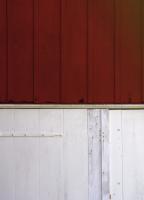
[88, 0, 115, 103]
[0, 0, 7, 102]
[61, 0, 87, 103]
[8, 0, 34, 102]
[35, 0, 60, 103]
[115, 0, 141, 103]
[142, 0, 144, 102]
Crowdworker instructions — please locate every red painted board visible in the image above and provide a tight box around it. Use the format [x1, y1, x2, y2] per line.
[35, 0, 61, 103]
[115, 0, 142, 103]
[142, 1, 144, 102]
[61, 0, 87, 103]
[88, 0, 115, 103]
[0, 0, 7, 102]
[7, 0, 34, 102]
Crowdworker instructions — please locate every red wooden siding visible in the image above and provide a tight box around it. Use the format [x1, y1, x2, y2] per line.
[35, 0, 61, 103]
[115, 0, 142, 103]
[0, 0, 143, 104]
[88, 0, 115, 103]
[61, 0, 87, 103]
[7, 0, 34, 102]
[0, 0, 7, 102]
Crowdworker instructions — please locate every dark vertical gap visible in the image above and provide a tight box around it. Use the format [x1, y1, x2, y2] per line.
[6, 0, 8, 102]
[59, 0, 62, 103]
[113, 0, 116, 103]
[33, 0, 35, 103]
[34, 0, 39, 103]
[86, 0, 89, 103]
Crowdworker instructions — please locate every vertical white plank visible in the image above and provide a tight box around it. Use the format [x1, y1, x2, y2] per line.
[109, 110, 123, 200]
[0, 109, 14, 136]
[13, 110, 39, 136]
[63, 109, 88, 200]
[14, 138, 39, 200]
[88, 109, 102, 200]
[39, 137, 64, 200]
[122, 110, 144, 200]
[101, 110, 110, 200]
[0, 138, 15, 200]
[122, 110, 136, 200]
[133, 111, 144, 199]
[39, 109, 63, 136]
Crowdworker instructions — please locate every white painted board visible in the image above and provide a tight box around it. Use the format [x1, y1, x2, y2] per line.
[88, 109, 102, 200]
[0, 109, 63, 137]
[63, 109, 88, 200]
[109, 110, 123, 200]
[110, 110, 144, 200]
[0, 109, 108, 200]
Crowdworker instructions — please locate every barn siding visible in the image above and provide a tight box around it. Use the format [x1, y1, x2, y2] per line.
[0, 0, 143, 104]
[0, 109, 109, 200]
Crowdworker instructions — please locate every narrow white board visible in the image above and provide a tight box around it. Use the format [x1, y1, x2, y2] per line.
[63, 109, 88, 200]
[0, 109, 14, 136]
[13, 138, 39, 200]
[88, 109, 102, 200]
[39, 109, 63, 136]
[39, 137, 64, 200]
[0, 138, 15, 200]
[101, 110, 110, 200]
[122, 110, 144, 200]
[109, 110, 123, 200]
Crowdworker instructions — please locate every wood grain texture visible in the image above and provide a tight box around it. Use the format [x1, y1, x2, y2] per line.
[0, 0, 7, 102]
[61, 0, 87, 103]
[101, 110, 110, 200]
[7, 0, 34, 102]
[115, 0, 142, 103]
[88, 0, 115, 103]
[88, 109, 102, 200]
[36, 0, 61, 103]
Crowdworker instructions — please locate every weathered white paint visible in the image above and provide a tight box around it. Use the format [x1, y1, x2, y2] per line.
[39, 137, 64, 200]
[63, 109, 88, 200]
[39, 109, 63, 136]
[110, 111, 123, 200]
[88, 109, 102, 200]
[0, 109, 110, 200]
[110, 110, 144, 200]
[0, 138, 15, 200]
[101, 110, 109, 200]
[14, 138, 39, 200]
[0, 109, 63, 136]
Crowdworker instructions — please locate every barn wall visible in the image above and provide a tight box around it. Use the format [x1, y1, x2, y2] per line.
[0, 109, 109, 200]
[0, 0, 143, 104]
[110, 110, 144, 199]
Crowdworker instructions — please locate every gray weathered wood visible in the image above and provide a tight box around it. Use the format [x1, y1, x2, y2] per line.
[101, 110, 110, 200]
[88, 109, 102, 200]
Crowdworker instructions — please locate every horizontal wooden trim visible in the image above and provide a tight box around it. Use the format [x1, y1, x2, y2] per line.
[0, 104, 144, 109]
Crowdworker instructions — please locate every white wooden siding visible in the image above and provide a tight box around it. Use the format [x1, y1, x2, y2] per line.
[110, 110, 144, 200]
[0, 109, 109, 200]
